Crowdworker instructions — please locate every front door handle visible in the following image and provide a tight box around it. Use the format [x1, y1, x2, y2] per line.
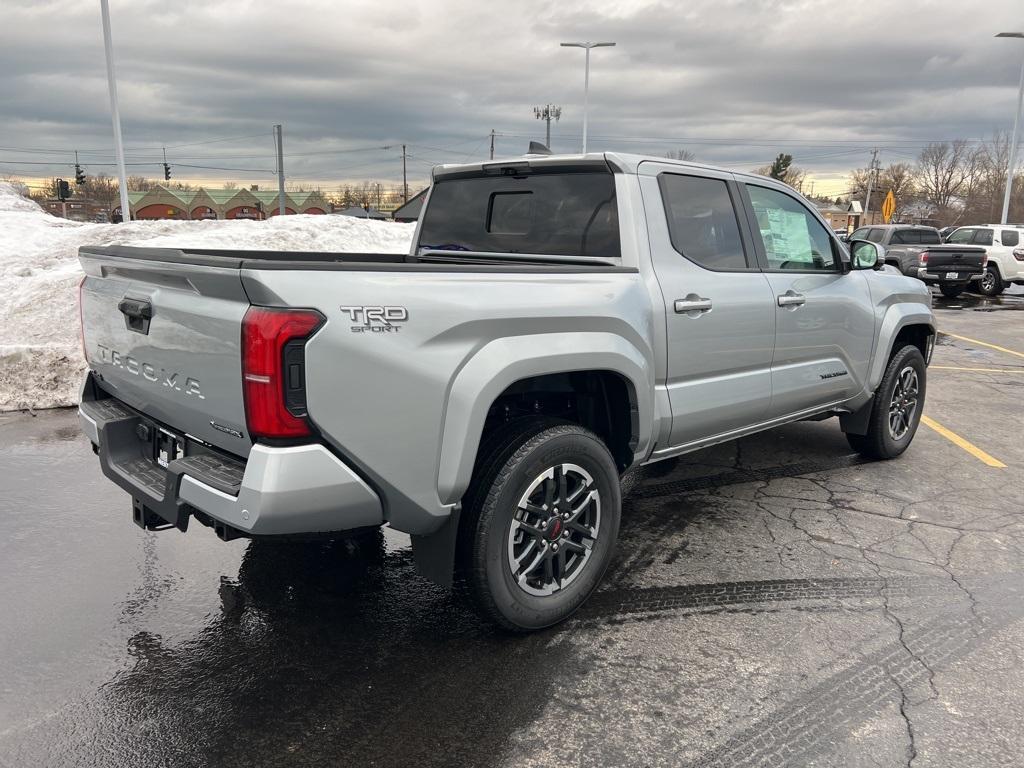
[777, 292, 806, 307]
[674, 297, 713, 314]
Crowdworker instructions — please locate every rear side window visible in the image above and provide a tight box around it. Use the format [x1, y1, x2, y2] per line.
[1002, 229, 1020, 247]
[417, 171, 620, 258]
[892, 229, 918, 244]
[658, 174, 748, 270]
[918, 229, 941, 245]
[973, 229, 994, 246]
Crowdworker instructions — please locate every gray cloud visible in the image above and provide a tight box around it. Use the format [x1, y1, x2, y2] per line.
[1, 0, 1022, 197]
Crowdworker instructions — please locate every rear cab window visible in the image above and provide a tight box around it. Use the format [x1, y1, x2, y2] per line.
[972, 229, 994, 246]
[417, 169, 620, 259]
[658, 174, 750, 270]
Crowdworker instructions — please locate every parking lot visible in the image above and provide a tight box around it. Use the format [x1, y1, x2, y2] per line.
[1, 288, 1022, 768]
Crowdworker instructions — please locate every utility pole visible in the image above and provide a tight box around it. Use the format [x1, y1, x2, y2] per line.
[863, 148, 880, 225]
[490, 129, 495, 160]
[274, 124, 285, 216]
[401, 144, 408, 202]
[100, 0, 131, 223]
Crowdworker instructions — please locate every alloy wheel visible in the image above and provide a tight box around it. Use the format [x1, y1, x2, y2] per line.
[888, 366, 919, 441]
[507, 463, 601, 597]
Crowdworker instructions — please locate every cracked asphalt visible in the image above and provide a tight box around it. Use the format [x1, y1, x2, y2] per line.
[2, 288, 1023, 768]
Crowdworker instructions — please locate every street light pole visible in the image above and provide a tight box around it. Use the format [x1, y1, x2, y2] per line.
[996, 32, 1024, 225]
[99, 0, 130, 223]
[560, 41, 615, 154]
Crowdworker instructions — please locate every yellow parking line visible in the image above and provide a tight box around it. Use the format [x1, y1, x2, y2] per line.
[931, 365, 1024, 374]
[941, 332, 1024, 360]
[920, 415, 1007, 468]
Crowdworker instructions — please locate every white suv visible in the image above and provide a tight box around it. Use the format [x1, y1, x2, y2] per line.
[945, 225, 1024, 296]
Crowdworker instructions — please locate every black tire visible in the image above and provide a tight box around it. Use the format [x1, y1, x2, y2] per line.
[938, 285, 963, 298]
[976, 266, 1004, 297]
[457, 417, 621, 632]
[845, 345, 926, 460]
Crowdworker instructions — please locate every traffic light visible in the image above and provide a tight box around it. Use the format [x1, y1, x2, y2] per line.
[56, 179, 71, 201]
[163, 163, 171, 181]
[74, 164, 86, 185]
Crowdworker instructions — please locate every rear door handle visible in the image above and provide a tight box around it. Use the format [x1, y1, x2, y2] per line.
[777, 292, 806, 307]
[674, 297, 713, 314]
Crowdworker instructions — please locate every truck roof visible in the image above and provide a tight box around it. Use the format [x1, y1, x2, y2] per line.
[431, 152, 789, 188]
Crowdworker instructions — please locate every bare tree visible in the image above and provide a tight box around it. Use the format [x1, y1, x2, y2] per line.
[915, 140, 973, 221]
[665, 149, 696, 162]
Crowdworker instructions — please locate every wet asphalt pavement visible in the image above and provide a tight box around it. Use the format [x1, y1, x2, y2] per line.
[2, 288, 1024, 767]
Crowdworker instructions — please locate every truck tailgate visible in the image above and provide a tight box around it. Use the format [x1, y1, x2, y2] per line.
[79, 249, 252, 457]
[921, 246, 986, 272]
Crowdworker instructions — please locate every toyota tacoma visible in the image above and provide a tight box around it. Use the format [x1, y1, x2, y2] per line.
[78, 153, 935, 630]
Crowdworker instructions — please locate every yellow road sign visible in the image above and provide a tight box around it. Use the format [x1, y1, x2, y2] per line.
[882, 189, 896, 223]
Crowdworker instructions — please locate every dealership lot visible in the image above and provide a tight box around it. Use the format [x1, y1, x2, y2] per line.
[1, 290, 1022, 768]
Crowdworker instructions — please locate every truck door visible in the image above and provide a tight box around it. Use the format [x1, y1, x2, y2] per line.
[738, 182, 875, 418]
[639, 164, 776, 447]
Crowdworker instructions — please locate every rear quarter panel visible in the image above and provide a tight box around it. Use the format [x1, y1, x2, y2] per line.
[242, 266, 656, 535]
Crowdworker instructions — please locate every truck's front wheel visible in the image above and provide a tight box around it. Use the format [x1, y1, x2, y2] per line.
[457, 418, 621, 631]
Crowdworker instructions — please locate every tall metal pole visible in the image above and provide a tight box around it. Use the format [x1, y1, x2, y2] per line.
[274, 124, 285, 216]
[402, 144, 408, 202]
[490, 129, 495, 160]
[561, 42, 615, 155]
[582, 47, 591, 154]
[1000, 50, 1024, 224]
[100, 0, 130, 223]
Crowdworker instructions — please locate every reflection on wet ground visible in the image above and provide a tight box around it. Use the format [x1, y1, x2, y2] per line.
[930, 284, 1024, 311]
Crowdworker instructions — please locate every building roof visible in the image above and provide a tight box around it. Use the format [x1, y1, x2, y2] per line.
[393, 188, 428, 221]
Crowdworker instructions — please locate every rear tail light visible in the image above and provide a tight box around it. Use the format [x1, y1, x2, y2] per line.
[78, 275, 89, 362]
[242, 307, 324, 440]
[1014, 247, 1024, 262]
[919, 252, 928, 266]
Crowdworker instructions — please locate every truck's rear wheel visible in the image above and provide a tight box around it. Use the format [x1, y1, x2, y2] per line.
[457, 418, 620, 631]
[845, 345, 926, 460]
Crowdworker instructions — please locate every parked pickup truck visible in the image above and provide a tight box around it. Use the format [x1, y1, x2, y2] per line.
[849, 224, 987, 298]
[78, 153, 936, 630]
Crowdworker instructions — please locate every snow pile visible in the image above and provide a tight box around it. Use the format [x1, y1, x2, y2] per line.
[0, 183, 415, 411]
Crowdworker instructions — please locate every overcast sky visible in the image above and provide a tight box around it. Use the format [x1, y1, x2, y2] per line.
[2, 0, 1023, 197]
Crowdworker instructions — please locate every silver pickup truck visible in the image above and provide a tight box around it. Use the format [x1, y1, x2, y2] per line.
[78, 153, 935, 630]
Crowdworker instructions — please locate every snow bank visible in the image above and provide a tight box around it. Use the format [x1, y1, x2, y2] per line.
[0, 183, 415, 411]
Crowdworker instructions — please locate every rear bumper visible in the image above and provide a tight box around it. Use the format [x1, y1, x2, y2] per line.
[79, 375, 383, 538]
[916, 268, 983, 285]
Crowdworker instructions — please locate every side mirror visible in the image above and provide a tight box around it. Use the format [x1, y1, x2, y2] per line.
[849, 239, 884, 270]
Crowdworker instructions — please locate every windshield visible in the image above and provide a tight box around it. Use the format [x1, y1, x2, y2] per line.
[417, 171, 620, 259]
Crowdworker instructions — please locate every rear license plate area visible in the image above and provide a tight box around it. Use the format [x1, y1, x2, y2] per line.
[155, 427, 184, 468]
[945, 271, 959, 279]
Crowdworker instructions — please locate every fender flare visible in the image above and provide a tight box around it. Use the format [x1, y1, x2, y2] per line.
[435, 332, 654, 506]
[867, 306, 935, 392]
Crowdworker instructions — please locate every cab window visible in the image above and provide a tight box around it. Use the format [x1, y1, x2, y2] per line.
[659, 174, 749, 270]
[866, 228, 884, 242]
[745, 185, 838, 271]
[919, 229, 941, 245]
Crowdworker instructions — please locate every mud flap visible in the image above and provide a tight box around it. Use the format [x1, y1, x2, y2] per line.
[410, 507, 461, 588]
[839, 398, 873, 436]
